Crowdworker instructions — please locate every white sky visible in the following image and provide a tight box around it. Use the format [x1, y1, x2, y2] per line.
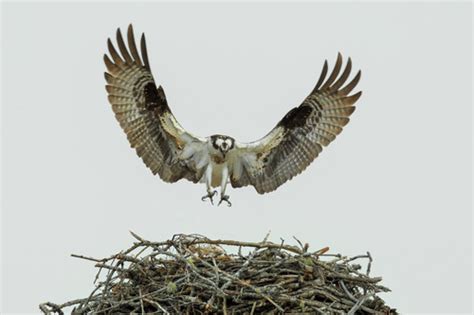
[1, 2, 472, 314]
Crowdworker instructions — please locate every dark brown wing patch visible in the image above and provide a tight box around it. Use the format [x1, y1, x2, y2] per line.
[277, 105, 314, 129]
[143, 82, 170, 113]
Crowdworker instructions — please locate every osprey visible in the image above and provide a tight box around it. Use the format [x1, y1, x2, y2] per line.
[104, 25, 362, 206]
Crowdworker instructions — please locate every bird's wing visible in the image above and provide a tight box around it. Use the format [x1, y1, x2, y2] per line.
[104, 25, 208, 183]
[230, 53, 361, 194]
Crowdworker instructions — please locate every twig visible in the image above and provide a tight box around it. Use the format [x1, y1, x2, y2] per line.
[348, 293, 375, 315]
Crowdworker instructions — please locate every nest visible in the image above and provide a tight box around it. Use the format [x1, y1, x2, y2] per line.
[39, 233, 397, 314]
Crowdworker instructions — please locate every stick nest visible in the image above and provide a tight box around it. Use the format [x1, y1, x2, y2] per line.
[40, 232, 397, 314]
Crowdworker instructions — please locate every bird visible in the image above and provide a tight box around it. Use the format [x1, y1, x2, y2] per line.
[104, 25, 362, 207]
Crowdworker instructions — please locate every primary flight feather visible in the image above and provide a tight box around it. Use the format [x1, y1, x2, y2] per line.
[104, 25, 362, 206]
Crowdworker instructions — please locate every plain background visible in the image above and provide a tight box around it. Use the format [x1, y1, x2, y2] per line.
[1, 2, 472, 314]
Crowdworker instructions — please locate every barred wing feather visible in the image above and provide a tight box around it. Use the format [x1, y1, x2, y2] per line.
[231, 53, 361, 194]
[104, 25, 207, 183]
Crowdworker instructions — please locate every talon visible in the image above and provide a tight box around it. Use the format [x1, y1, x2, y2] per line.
[218, 195, 232, 207]
[201, 190, 217, 205]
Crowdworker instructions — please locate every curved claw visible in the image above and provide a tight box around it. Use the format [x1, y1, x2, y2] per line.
[218, 195, 232, 207]
[201, 190, 217, 205]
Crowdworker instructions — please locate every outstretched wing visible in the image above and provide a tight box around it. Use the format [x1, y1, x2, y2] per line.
[230, 53, 361, 194]
[104, 25, 208, 183]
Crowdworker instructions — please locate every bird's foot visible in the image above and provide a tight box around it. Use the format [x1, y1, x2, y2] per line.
[218, 195, 232, 207]
[201, 190, 218, 205]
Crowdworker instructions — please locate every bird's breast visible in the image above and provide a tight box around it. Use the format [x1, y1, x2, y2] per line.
[211, 154, 226, 164]
[210, 160, 228, 187]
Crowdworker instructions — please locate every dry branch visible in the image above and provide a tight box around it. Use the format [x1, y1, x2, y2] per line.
[39, 233, 397, 314]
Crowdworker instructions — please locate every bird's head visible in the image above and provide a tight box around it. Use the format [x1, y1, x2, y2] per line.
[210, 135, 235, 158]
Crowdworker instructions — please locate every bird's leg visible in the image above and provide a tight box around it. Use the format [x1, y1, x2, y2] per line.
[218, 166, 232, 207]
[201, 164, 217, 205]
[202, 190, 217, 205]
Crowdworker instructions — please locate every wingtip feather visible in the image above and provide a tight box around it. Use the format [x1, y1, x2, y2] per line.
[330, 56, 352, 91]
[320, 53, 343, 90]
[340, 70, 361, 95]
[127, 24, 142, 65]
[344, 91, 362, 105]
[311, 60, 329, 93]
[103, 54, 119, 73]
[116, 27, 133, 63]
[140, 33, 150, 71]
